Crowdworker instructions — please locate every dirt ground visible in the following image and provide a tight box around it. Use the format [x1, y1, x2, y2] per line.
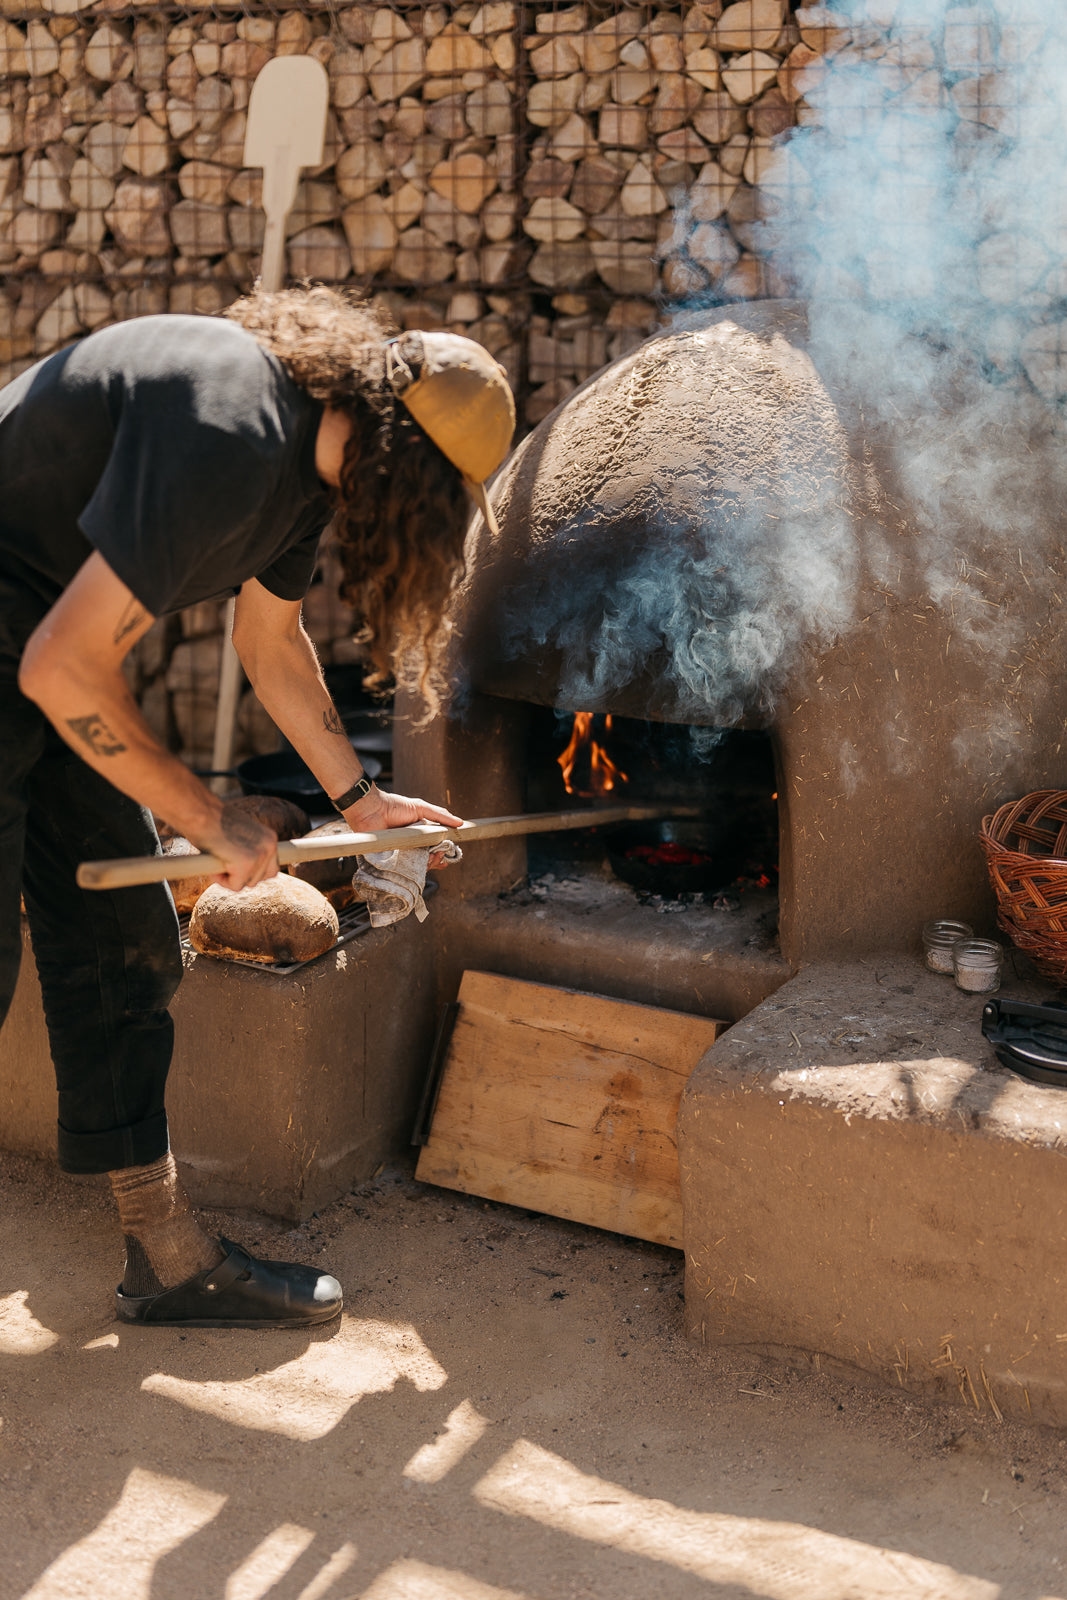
[0, 1150, 1065, 1600]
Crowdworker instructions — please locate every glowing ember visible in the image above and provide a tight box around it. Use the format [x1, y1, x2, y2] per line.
[625, 841, 712, 867]
[557, 712, 628, 798]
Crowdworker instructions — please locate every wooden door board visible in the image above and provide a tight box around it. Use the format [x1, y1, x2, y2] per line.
[415, 971, 725, 1247]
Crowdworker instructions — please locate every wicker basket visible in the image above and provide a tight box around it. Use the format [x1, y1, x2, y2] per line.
[980, 790, 1067, 980]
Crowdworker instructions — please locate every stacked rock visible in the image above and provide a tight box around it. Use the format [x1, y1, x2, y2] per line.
[0, 1, 850, 416]
[515, 0, 841, 420]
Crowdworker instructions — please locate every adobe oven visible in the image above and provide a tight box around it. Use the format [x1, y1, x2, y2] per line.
[396, 300, 1067, 1019]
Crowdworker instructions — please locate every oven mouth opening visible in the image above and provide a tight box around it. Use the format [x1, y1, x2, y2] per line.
[521, 708, 779, 912]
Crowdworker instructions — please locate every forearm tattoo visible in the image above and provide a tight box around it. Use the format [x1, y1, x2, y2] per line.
[112, 598, 147, 647]
[66, 713, 127, 757]
[322, 706, 347, 735]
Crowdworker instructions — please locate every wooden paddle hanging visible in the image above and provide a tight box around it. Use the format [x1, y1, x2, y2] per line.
[209, 55, 331, 791]
[244, 55, 331, 296]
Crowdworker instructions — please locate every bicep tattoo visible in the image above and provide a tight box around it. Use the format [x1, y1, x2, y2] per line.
[66, 713, 127, 758]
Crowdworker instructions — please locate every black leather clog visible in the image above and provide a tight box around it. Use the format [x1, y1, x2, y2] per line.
[115, 1237, 343, 1328]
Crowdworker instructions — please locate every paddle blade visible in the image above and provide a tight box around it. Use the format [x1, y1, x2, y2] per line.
[244, 55, 329, 171]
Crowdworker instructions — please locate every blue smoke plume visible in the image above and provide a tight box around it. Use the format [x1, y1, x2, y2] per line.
[486, 0, 1067, 758]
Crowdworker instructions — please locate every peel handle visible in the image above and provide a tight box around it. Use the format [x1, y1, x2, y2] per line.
[75, 805, 697, 890]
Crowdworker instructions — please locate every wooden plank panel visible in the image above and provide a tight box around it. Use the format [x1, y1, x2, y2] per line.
[415, 971, 725, 1247]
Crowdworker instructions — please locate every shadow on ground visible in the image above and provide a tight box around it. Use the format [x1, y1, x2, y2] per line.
[0, 1151, 1064, 1600]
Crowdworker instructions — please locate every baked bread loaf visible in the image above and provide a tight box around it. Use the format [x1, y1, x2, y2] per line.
[289, 819, 360, 909]
[189, 876, 339, 966]
[161, 795, 312, 915]
[226, 793, 311, 839]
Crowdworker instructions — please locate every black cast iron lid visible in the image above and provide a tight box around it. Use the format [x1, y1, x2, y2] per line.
[982, 997, 1067, 1088]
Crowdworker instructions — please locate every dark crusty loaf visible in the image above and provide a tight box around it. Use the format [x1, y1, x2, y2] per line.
[226, 793, 311, 840]
[189, 876, 339, 965]
[161, 795, 313, 915]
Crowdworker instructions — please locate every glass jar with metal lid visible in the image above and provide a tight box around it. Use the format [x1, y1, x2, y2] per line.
[922, 920, 974, 973]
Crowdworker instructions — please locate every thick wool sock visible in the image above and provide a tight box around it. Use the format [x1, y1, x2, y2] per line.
[109, 1152, 224, 1295]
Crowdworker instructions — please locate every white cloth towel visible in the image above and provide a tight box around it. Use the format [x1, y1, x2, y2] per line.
[352, 840, 463, 927]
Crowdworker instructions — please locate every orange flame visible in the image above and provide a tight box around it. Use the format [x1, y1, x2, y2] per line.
[557, 712, 628, 798]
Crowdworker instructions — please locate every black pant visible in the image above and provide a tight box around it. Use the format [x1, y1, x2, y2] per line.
[0, 673, 182, 1173]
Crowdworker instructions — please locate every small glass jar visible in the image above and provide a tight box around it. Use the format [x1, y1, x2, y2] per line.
[922, 919, 974, 973]
[953, 938, 1003, 994]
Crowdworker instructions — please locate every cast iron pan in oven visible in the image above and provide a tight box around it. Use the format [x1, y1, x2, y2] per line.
[605, 819, 737, 896]
[236, 749, 381, 814]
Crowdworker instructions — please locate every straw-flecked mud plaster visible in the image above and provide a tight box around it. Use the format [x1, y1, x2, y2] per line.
[428, 301, 1067, 962]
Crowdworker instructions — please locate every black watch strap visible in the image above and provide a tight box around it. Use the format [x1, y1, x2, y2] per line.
[331, 774, 374, 813]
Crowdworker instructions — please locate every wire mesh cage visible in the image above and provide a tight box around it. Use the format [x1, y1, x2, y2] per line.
[0, 1, 813, 411]
[4, 0, 1064, 767]
[3, 4, 1061, 394]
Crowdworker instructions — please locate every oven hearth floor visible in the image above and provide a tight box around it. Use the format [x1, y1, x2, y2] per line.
[435, 864, 789, 1025]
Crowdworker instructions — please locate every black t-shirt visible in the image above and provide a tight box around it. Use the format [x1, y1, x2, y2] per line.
[0, 314, 331, 661]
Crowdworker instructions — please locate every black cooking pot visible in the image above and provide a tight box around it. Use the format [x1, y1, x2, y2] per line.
[278, 716, 392, 765]
[236, 748, 381, 813]
[605, 818, 736, 896]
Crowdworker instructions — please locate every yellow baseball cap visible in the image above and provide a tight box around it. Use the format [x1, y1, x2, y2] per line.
[385, 332, 515, 535]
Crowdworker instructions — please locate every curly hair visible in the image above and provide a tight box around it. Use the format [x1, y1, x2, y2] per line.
[225, 285, 471, 710]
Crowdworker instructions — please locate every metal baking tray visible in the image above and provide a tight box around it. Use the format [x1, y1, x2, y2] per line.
[179, 900, 374, 976]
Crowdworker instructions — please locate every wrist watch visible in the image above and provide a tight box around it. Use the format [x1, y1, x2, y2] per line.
[331, 774, 374, 813]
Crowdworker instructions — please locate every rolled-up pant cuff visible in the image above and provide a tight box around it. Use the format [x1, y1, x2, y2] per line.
[57, 1109, 170, 1175]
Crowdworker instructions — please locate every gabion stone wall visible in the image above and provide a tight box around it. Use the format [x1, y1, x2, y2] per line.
[0, 0, 839, 767]
[0, 0, 824, 429]
[7, 2, 1046, 768]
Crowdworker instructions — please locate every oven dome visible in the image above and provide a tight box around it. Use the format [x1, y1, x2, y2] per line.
[448, 301, 860, 728]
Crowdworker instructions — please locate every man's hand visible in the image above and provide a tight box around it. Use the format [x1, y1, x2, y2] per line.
[232, 582, 466, 868]
[344, 788, 462, 832]
[343, 787, 464, 869]
[189, 799, 280, 891]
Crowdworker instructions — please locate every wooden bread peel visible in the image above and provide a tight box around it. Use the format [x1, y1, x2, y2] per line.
[76, 804, 699, 891]
[209, 55, 331, 788]
[243, 55, 330, 298]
